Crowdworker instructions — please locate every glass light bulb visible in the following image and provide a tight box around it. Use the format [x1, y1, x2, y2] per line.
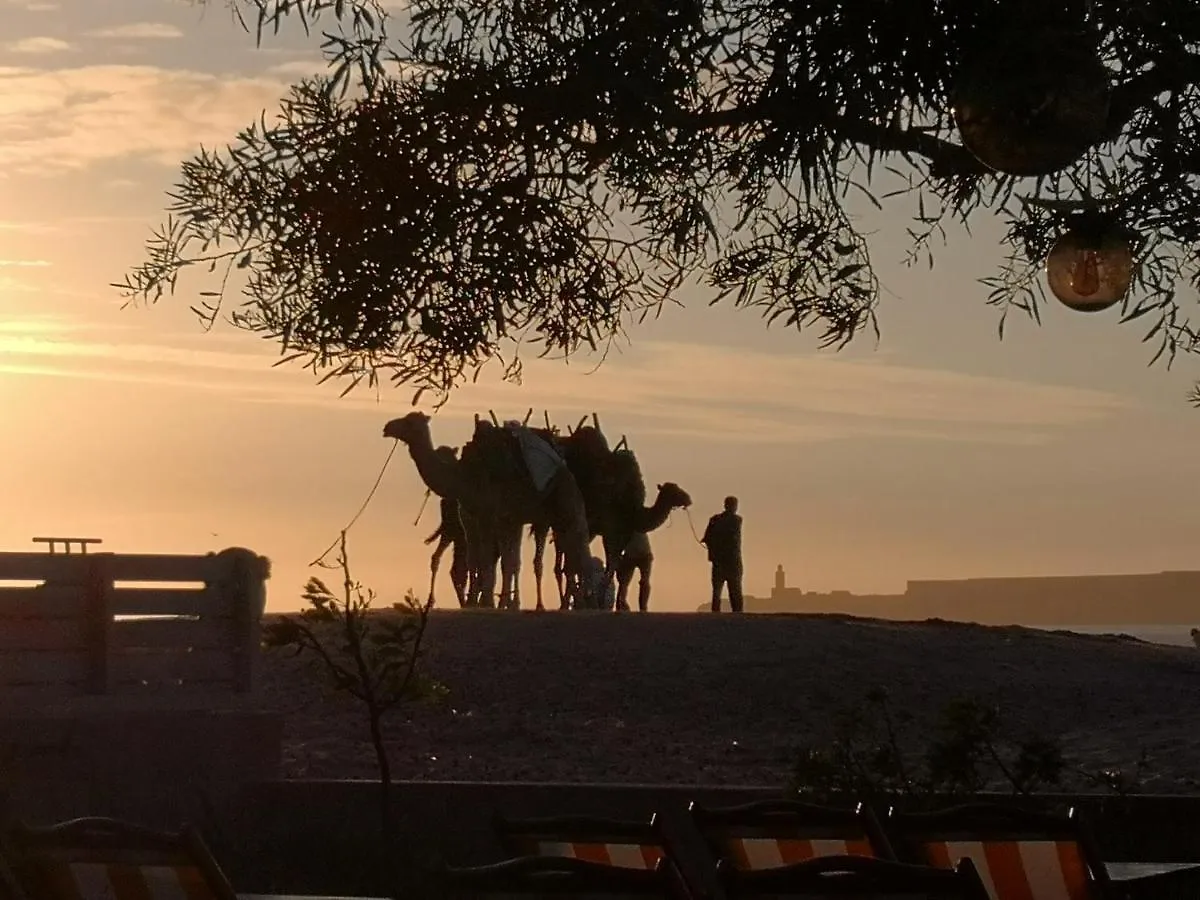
[1070, 250, 1101, 297]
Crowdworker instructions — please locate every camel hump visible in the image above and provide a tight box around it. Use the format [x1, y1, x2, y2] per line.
[608, 448, 648, 508]
[568, 425, 610, 456]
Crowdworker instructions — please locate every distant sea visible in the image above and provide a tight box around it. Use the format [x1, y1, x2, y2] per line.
[1032, 624, 1195, 647]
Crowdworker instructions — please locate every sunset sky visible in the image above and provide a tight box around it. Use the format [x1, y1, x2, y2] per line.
[4, 0, 1200, 613]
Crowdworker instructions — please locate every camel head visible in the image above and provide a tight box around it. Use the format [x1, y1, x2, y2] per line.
[383, 411, 431, 445]
[656, 482, 693, 510]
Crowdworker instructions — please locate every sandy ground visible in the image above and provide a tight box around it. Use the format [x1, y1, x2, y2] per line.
[258, 611, 1200, 792]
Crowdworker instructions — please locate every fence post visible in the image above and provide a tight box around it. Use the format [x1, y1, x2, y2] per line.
[84, 553, 113, 695]
[218, 549, 267, 694]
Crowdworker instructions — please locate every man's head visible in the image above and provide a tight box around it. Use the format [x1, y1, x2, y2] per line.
[724, 495, 739, 513]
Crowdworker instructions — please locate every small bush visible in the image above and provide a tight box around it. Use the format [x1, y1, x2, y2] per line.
[263, 532, 444, 885]
[791, 688, 1146, 807]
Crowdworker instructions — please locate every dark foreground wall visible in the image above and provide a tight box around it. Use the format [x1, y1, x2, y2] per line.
[6, 778, 1200, 897]
[124, 781, 1200, 897]
[225, 781, 781, 897]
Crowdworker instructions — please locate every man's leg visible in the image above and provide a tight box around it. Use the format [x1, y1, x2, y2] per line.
[710, 566, 725, 613]
[615, 557, 635, 611]
[637, 557, 653, 612]
[729, 567, 744, 613]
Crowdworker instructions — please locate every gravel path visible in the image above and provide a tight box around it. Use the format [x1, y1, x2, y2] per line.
[259, 611, 1200, 792]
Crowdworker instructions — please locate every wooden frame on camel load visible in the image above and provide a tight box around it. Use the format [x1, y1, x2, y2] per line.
[0, 816, 238, 900]
[492, 812, 666, 870]
[885, 802, 1116, 900]
[717, 851, 992, 900]
[686, 798, 899, 870]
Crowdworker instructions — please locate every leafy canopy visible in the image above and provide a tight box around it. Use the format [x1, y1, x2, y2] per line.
[119, 0, 1200, 400]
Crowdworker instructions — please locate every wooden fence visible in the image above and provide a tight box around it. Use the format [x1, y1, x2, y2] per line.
[0, 547, 269, 706]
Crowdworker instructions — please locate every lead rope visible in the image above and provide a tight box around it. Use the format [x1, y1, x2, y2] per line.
[412, 488, 432, 527]
[310, 439, 401, 568]
[683, 507, 705, 547]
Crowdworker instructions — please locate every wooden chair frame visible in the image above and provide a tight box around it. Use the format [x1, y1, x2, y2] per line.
[441, 852, 688, 897]
[0, 852, 28, 900]
[1, 816, 237, 900]
[687, 798, 898, 864]
[886, 803, 1115, 900]
[493, 812, 661, 858]
[717, 851, 992, 900]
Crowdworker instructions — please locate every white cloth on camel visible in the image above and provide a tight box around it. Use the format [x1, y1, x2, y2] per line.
[503, 422, 566, 493]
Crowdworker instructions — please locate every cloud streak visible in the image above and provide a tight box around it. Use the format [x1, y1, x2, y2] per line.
[0, 316, 1132, 446]
[88, 23, 184, 40]
[0, 64, 292, 174]
[6, 37, 71, 54]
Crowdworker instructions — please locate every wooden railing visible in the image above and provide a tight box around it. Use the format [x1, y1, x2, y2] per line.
[0, 547, 269, 706]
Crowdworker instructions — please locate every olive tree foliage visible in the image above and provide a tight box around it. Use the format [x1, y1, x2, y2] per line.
[118, 0, 1200, 400]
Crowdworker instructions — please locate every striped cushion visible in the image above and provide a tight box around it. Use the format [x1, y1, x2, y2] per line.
[922, 840, 1092, 900]
[35, 860, 217, 900]
[533, 840, 664, 870]
[729, 837, 876, 870]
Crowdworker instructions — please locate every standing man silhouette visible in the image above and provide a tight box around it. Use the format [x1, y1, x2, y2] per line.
[615, 531, 654, 612]
[701, 495, 743, 613]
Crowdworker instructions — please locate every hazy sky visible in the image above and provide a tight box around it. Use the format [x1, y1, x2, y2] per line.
[4, 0, 1200, 612]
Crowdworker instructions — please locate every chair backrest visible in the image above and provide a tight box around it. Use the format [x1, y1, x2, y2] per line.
[887, 803, 1112, 900]
[0, 851, 28, 900]
[688, 799, 896, 870]
[1, 816, 237, 900]
[718, 852, 992, 900]
[494, 813, 666, 870]
[442, 853, 685, 897]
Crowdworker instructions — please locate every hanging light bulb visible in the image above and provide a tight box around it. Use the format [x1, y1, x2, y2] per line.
[1071, 250, 1101, 296]
[953, 28, 1111, 177]
[1045, 216, 1136, 313]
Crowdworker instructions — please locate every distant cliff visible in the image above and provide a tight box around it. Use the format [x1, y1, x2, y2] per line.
[699, 568, 1200, 626]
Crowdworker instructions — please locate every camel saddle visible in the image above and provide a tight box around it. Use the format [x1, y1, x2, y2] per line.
[465, 420, 566, 495]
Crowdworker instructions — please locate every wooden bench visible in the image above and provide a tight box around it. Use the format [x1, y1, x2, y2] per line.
[0, 546, 268, 706]
[0, 546, 280, 829]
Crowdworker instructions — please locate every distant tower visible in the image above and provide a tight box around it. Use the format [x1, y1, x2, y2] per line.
[774, 564, 786, 597]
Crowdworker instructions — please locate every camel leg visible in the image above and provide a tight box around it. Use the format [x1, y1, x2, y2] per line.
[510, 527, 522, 610]
[554, 544, 568, 609]
[548, 531, 571, 610]
[456, 505, 475, 608]
[531, 524, 548, 611]
[601, 534, 623, 612]
[477, 538, 500, 610]
[498, 522, 522, 611]
[548, 534, 569, 610]
[449, 538, 469, 608]
[460, 509, 497, 608]
[479, 552, 499, 609]
[428, 535, 451, 605]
